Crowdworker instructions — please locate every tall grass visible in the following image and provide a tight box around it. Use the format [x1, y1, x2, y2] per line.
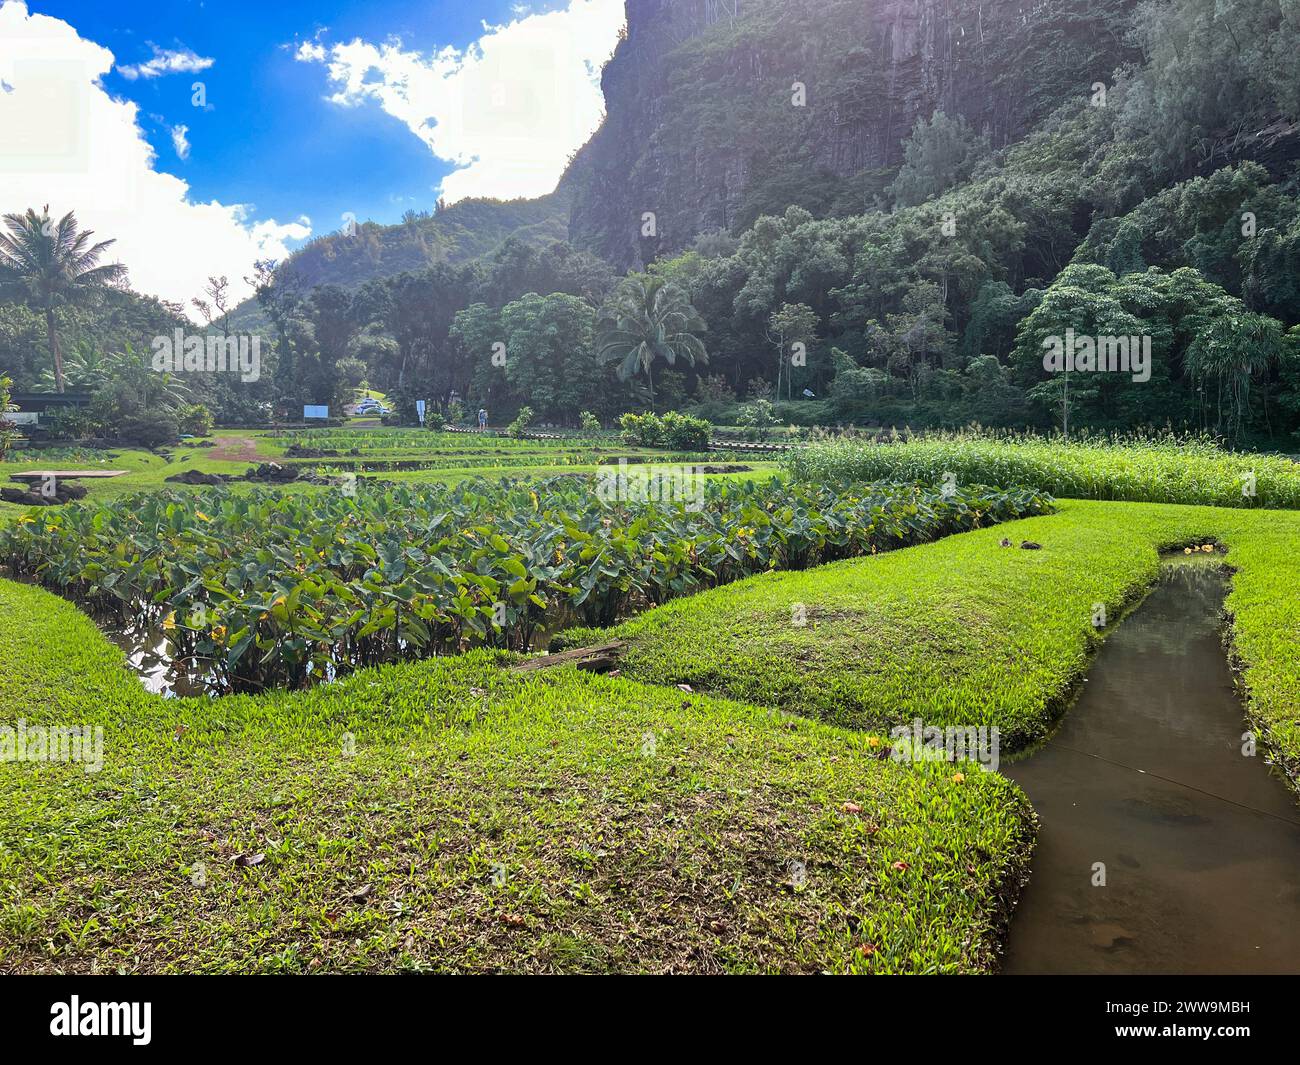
[783, 430, 1300, 508]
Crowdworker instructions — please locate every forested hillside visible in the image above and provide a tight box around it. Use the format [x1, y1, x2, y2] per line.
[5, 0, 1300, 445]
[273, 191, 572, 292]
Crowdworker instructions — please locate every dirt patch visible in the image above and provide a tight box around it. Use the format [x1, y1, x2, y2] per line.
[209, 435, 259, 462]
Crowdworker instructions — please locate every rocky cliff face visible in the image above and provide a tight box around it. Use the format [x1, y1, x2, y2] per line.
[563, 0, 1140, 268]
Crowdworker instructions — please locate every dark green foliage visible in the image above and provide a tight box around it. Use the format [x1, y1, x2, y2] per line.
[116, 409, 179, 449]
[890, 112, 990, 208]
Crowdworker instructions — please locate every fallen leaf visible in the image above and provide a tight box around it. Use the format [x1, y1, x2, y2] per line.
[841, 801, 862, 814]
[232, 852, 264, 867]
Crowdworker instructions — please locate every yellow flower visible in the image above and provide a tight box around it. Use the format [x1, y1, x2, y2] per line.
[272, 595, 286, 608]
[212, 625, 226, 640]
[867, 736, 880, 748]
[162, 612, 176, 631]
[196, 511, 211, 522]
[951, 772, 965, 783]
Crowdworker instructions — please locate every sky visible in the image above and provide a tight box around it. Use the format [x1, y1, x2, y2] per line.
[0, 0, 625, 310]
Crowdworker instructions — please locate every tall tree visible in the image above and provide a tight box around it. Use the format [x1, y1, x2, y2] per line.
[767, 302, 817, 403]
[0, 206, 127, 392]
[597, 276, 707, 406]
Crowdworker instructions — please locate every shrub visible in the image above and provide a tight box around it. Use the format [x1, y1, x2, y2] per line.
[738, 399, 779, 441]
[506, 405, 535, 438]
[40, 406, 97, 440]
[117, 411, 179, 449]
[579, 410, 602, 432]
[177, 403, 214, 437]
[659, 411, 711, 449]
[0, 375, 16, 461]
[619, 411, 661, 447]
[619, 411, 711, 449]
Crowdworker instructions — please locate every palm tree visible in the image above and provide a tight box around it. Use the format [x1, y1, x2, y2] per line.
[0, 206, 127, 392]
[597, 275, 707, 406]
[35, 340, 114, 393]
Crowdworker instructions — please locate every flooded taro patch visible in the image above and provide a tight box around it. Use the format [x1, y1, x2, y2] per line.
[0, 476, 1051, 695]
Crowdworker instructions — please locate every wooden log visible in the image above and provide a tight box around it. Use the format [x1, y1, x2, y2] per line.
[510, 640, 625, 673]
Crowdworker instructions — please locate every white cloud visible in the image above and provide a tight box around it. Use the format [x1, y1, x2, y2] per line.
[295, 0, 624, 204]
[170, 123, 190, 160]
[0, 1, 310, 312]
[117, 44, 214, 81]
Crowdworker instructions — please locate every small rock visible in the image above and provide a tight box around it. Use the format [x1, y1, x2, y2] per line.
[1020, 540, 1042, 550]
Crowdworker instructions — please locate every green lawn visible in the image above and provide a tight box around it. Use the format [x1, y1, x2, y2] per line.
[0, 577, 1031, 974]
[572, 500, 1300, 784]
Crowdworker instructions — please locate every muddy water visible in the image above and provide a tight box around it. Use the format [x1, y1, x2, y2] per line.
[1001, 559, 1300, 974]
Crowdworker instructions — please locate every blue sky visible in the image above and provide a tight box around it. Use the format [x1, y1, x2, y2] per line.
[0, 0, 624, 306]
[32, 1, 533, 229]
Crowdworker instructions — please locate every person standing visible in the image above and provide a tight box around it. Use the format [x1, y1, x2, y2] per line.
[477, 407, 488, 430]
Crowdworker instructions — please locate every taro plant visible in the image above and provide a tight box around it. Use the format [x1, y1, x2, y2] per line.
[0, 475, 1053, 693]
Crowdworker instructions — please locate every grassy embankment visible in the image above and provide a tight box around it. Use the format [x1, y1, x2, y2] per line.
[573, 499, 1300, 785]
[0, 576, 1030, 974]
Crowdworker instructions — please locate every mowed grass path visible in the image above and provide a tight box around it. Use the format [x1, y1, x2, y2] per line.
[585, 500, 1300, 783]
[0, 578, 1031, 975]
